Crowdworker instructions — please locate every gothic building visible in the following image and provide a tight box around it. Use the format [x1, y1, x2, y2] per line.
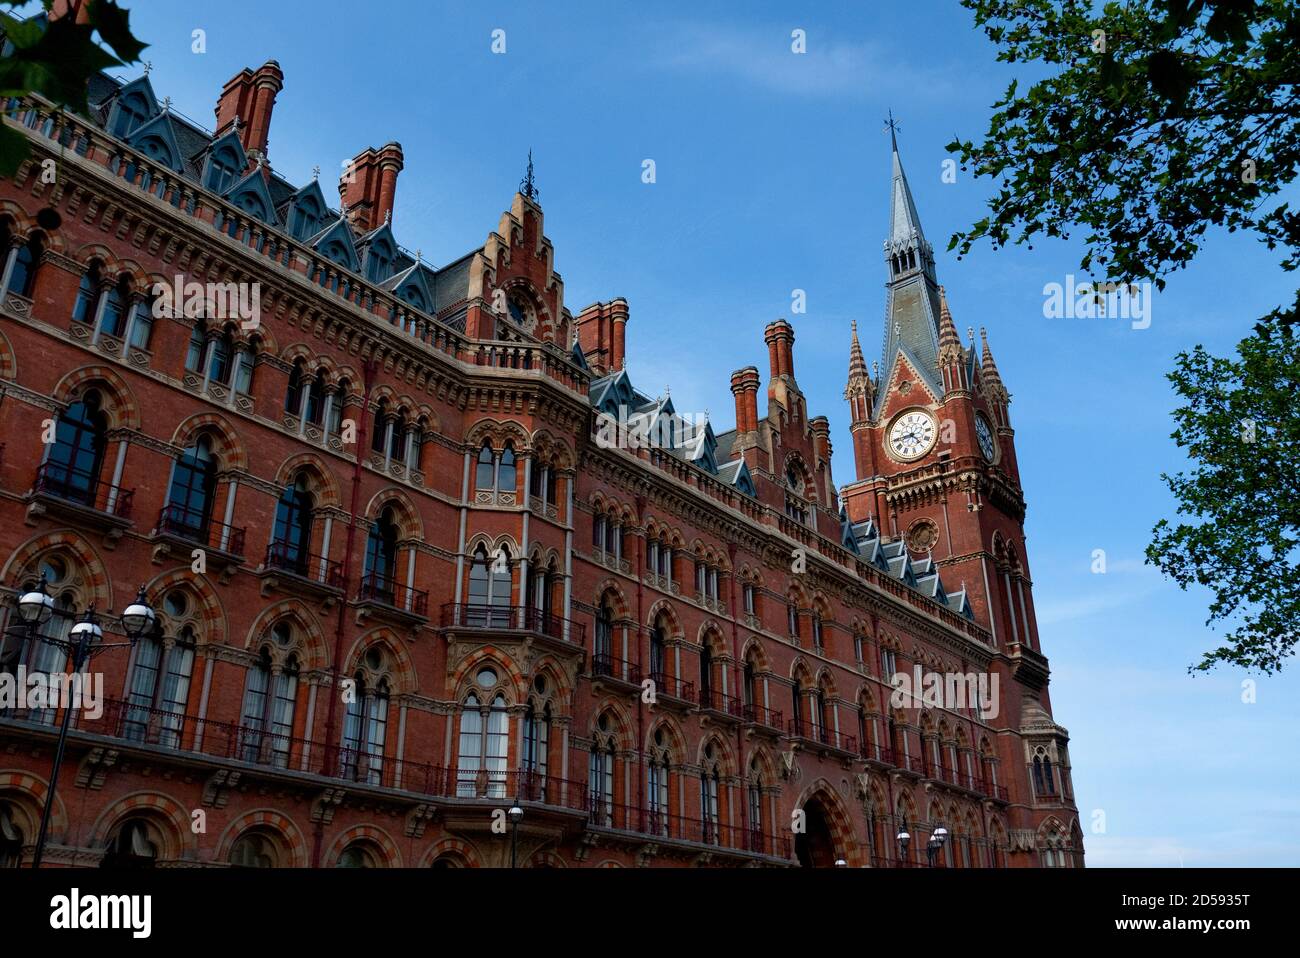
[0, 15, 1080, 868]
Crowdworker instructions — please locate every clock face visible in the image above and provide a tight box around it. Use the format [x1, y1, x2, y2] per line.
[975, 414, 996, 461]
[888, 410, 937, 461]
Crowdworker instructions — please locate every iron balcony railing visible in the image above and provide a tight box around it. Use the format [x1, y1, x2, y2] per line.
[591, 652, 642, 685]
[648, 670, 694, 703]
[697, 686, 744, 718]
[34, 460, 134, 518]
[157, 503, 246, 556]
[357, 572, 429, 616]
[586, 798, 790, 858]
[439, 603, 586, 644]
[741, 702, 783, 731]
[787, 717, 857, 754]
[265, 540, 343, 589]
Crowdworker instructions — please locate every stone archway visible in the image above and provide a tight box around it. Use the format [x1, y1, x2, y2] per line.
[795, 796, 839, 868]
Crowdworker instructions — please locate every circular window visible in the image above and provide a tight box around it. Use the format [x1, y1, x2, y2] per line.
[533, 674, 547, 694]
[164, 591, 188, 617]
[476, 668, 498, 689]
[273, 622, 293, 646]
[39, 556, 66, 584]
[365, 648, 383, 670]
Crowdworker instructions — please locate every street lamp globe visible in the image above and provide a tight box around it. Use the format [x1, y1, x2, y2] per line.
[508, 804, 524, 824]
[120, 586, 156, 641]
[18, 578, 53, 626]
[69, 610, 103, 648]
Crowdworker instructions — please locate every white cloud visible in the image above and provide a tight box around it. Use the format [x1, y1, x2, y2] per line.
[649, 22, 958, 101]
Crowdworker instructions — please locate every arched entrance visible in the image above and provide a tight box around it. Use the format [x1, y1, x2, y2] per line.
[795, 798, 838, 867]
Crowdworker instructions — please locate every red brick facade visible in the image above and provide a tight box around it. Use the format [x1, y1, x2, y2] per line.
[0, 57, 1080, 868]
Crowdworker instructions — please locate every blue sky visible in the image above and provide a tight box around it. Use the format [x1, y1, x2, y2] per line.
[88, 0, 1298, 865]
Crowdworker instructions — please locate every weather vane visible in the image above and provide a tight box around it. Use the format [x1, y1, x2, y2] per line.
[883, 109, 902, 140]
[520, 149, 538, 201]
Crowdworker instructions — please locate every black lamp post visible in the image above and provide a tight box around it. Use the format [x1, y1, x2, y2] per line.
[896, 819, 910, 867]
[927, 824, 949, 867]
[23, 584, 154, 868]
[507, 800, 524, 868]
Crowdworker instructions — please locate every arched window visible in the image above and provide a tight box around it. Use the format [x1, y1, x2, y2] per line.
[812, 611, 824, 650]
[99, 275, 129, 337]
[113, 92, 150, 137]
[456, 684, 509, 798]
[371, 399, 390, 453]
[0, 803, 24, 867]
[272, 475, 314, 575]
[522, 700, 551, 791]
[475, 442, 495, 490]
[72, 261, 102, 325]
[699, 641, 713, 700]
[206, 145, 241, 193]
[589, 727, 616, 827]
[646, 728, 671, 836]
[742, 657, 757, 708]
[336, 843, 378, 869]
[649, 615, 668, 682]
[787, 601, 800, 638]
[228, 832, 277, 868]
[284, 360, 306, 415]
[341, 672, 389, 785]
[594, 599, 613, 664]
[123, 622, 195, 749]
[207, 327, 235, 384]
[467, 544, 512, 626]
[165, 436, 216, 540]
[100, 819, 158, 869]
[497, 441, 516, 492]
[184, 320, 207, 373]
[363, 507, 400, 601]
[239, 628, 299, 769]
[699, 743, 721, 843]
[44, 390, 107, 506]
[3, 233, 41, 297]
[747, 768, 764, 848]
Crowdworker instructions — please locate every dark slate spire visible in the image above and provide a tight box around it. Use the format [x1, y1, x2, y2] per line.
[877, 127, 944, 414]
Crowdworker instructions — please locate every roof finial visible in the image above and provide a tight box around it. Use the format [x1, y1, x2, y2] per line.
[384, 208, 392, 225]
[311, 164, 321, 181]
[415, 249, 422, 265]
[231, 114, 242, 133]
[338, 200, 348, 220]
[520, 149, 538, 201]
[161, 96, 172, 114]
[143, 60, 153, 76]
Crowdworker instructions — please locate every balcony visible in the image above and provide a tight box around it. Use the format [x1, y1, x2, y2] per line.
[27, 461, 134, 536]
[742, 702, 784, 736]
[260, 540, 344, 601]
[152, 504, 246, 575]
[590, 652, 642, 692]
[440, 604, 586, 653]
[587, 799, 790, 861]
[356, 572, 429, 626]
[697, 686, 744, 724]
[647, 670, 694, 711]
[787, 718, 858, 760]
[0, 697, 590, 815]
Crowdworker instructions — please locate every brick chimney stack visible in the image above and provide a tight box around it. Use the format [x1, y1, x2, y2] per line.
[214, 60, 284, 163]
[339, 142, 404, 233]
[730, 366, 760, 435]
[575, 299, 630, 376]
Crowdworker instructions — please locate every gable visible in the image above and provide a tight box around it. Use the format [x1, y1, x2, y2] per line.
[125, 112, 185, 173]
[225, 169, 280, 227]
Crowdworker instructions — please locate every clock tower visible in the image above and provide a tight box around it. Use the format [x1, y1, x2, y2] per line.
[841, 133, 1039, 657]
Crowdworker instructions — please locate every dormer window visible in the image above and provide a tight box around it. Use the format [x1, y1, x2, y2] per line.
[206, 146, 241, 193]
[112, 92, 151, 138]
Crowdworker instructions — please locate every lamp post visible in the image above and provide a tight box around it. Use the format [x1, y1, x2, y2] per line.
[25, 585, 154, 868]
[896, 820, 910, 868]
[834, 858, 848, 868]
[507, 800, 524, 868]
[927, 824, 949, 867]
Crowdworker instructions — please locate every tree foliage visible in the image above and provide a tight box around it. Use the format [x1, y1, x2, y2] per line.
[952, 0, 1300, 672]
[0, 0, 146, 175]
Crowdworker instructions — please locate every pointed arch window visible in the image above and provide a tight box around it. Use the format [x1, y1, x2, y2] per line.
[742, 657, 757, 708]
[239, 632, 299, 769]
[184, 320, 207, 373]
[646, 729, 671, 836]
[649, 616, 668, 683]
[3, 234, 41, 297]
[165, 437, 216, 541]
[363, 507, 400, 601]
[456, 691, 509, 798]
[45, 390, 107, 506]
[272, 475, 314, 575]
[99, 276, 128, 338]
[0, 803, 23, 867]
[124, 624, 195, 749]
[341, 674, 388, 785]
[72, 261, 102, 325]
[699, 744, 721, 843]
[747, 770, 764, 849]
[497, 441, 516, 492]
[467, 544, 512, 627]
[522, 701, 551, 795]
[594, 599, 614, 663]
[475, 442, 495, 490]
[100, 819, 157, 869]
[589, 733, 616, 827]
[699, 641, 713, 700]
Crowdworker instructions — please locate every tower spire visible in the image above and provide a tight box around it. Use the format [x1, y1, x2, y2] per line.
[980, 327, 1009, 410]
[519, 149, 538, 201]
[878, 127, 944, 415]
